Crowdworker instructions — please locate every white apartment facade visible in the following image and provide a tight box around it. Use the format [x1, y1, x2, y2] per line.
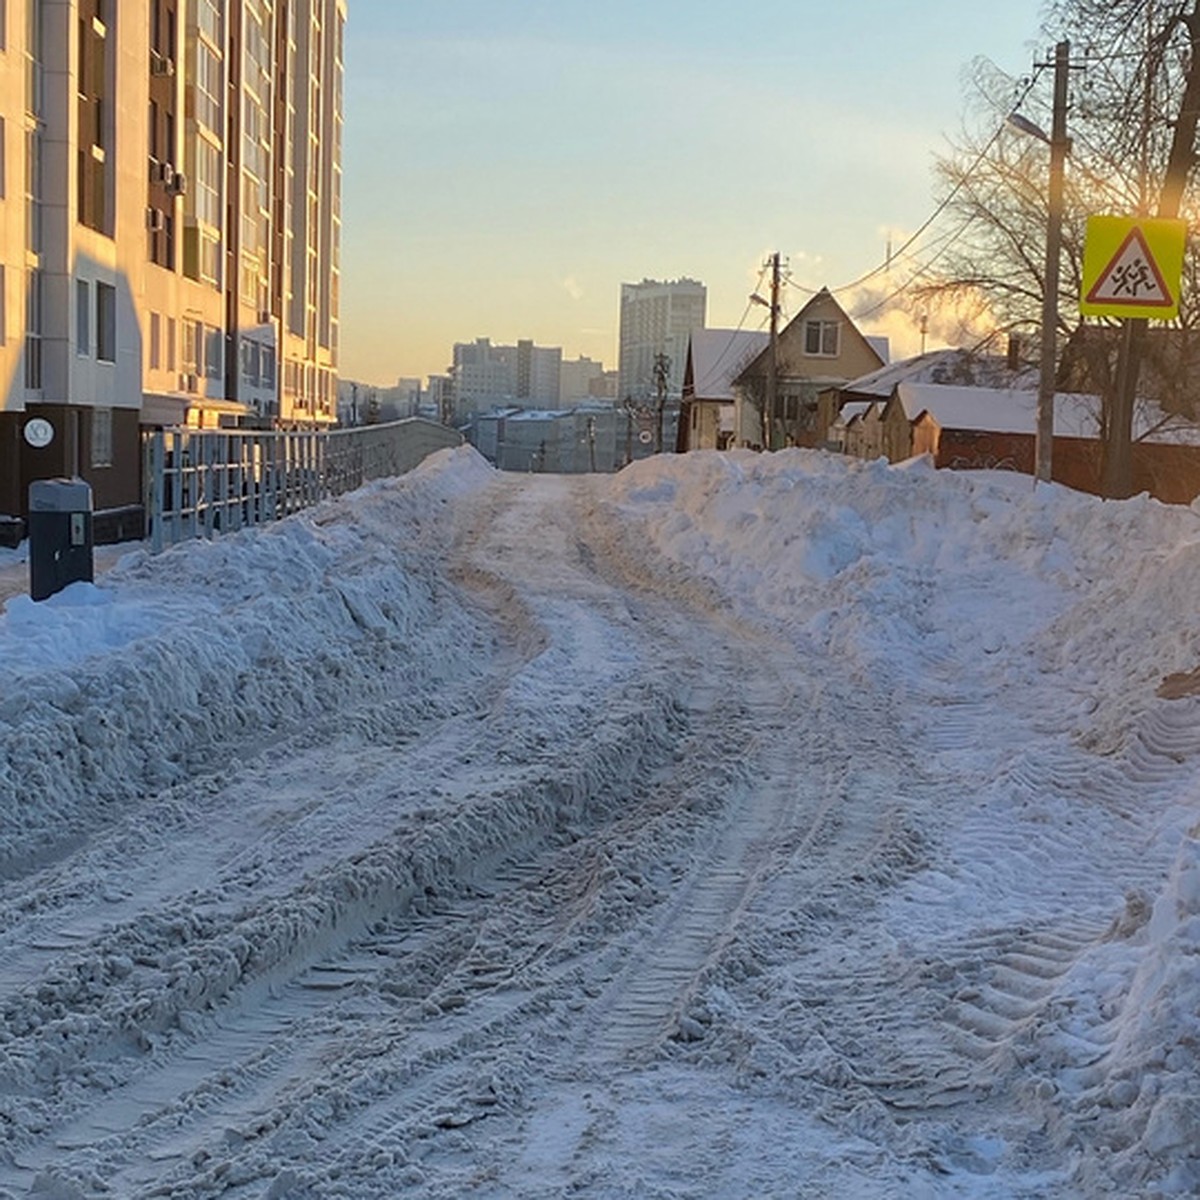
[450, 337, 564, 423]
[0, 0, 345, 537]
[617, 277, 706, 404]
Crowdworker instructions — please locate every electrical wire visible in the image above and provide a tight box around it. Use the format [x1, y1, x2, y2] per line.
[701, 262, 772, 381]
[783, 68, 1046, 300]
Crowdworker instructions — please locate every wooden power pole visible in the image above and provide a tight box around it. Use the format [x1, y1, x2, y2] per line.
[766, 252, 781, 450]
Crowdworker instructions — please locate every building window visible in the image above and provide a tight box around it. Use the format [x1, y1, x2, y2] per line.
[96, 281, 116, 361]
[76, 279, 90, 354]
[205, 325, 222, 379]
[195, 40, 221, 134]
[166, 316, 176, 371]
[24, 125, 41, 253]
[197, 0, 221, 46]
[150, 311, 160, 368]
[24, 268, 41, 388]
[91, 406, 113, 467]
[191, 135, 221, 226]
[804, 320, 840, 358]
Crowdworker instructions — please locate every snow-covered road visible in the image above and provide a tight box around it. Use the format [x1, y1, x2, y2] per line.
[2, 447, 1199, 1198]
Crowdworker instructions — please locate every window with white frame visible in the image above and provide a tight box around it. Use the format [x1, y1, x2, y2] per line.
[195, 40, 222, 135]
[90, 406, 113, 467]
[803, 319, 840, 358]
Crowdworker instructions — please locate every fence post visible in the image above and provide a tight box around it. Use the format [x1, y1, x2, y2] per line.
[149, 429, 166, 554]
[202, 434, 216, 539]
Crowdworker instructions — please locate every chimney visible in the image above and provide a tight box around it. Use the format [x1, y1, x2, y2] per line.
[1006, 334, 1021, 372]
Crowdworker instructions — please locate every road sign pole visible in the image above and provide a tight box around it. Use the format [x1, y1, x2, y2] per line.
[1037, 40, 1070, 484]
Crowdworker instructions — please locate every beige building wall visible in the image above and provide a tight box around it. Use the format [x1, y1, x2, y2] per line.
[1, 0, 346, 530]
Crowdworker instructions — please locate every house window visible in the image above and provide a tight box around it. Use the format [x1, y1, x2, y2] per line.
[150, 311, 160, 368]
[166, 315, 176, 370]
[96, 280, 115, 361]
[76, 278, 90, 354]
[804, 320, 840, 358]
[91, 406, 113, 467]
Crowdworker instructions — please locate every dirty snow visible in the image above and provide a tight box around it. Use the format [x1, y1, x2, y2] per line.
[1, 445, 1199, 1198]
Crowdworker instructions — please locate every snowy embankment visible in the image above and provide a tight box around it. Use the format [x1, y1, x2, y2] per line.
[2, 445, 1200, 1197]
[605, 450, 1200, 1196]
[0, 450, 498, 868]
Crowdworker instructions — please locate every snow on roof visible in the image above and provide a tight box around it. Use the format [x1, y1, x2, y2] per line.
[845, 349, 1039, 398]
[865, 335, 891, 364]
[895, 383, 1200, 444]
[833, 400, 872, 426]
[687, 329, 770, 400]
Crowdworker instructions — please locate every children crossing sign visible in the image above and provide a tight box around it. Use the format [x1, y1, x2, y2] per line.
[1080, 215, 1186, 320]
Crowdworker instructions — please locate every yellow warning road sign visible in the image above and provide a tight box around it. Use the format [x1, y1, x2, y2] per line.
[1080, 215, 1186, 320]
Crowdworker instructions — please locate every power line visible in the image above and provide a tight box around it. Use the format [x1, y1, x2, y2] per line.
[784, 69, 1045, 300]
[702, 262, 772, 380]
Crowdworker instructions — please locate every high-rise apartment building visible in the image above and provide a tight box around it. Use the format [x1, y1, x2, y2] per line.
[617, 277, 706, 404]
[0, 0, 345, 537]
[449, 337, 563, 422]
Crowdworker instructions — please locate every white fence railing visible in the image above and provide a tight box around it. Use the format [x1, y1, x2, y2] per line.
[143, 419, 463, 553]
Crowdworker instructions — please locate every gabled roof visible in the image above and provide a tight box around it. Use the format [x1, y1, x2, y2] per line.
[894, 382, 1200, 444]
[735, 288, 884, 383]
[833, 400, 872, 426]
[844, 348, 1039, 399]
[685, 329, 769, 401]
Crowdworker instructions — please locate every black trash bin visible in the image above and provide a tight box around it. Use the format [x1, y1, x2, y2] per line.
[28, 478, 94, 602]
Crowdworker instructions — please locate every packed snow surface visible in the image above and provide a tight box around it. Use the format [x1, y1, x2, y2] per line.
[2, 446, 1200, 1198]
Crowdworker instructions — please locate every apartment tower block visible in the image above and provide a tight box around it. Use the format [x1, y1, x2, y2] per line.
[617, 277, 706, 405]
[0, 0, 345, 536]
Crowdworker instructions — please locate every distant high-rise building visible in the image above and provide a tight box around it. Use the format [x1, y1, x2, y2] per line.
[450, 337, 563, 421]
[0, 0, 346, 538]
[617, 278, 707, 404]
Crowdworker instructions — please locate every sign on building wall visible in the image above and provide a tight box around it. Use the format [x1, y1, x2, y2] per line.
[1080, 215, 1187, 320]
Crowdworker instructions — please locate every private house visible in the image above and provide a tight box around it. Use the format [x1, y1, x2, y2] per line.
[731, 289, 886, 449]
[677, 329, 769, 451]
[841, 401, 885, 460]
[846, 382, 1200, 504]
[816, 345, 1037, 448]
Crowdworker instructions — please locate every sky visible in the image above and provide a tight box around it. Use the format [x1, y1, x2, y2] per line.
[338, 1, 1049, 386]
[1, 447, 1199, 1195]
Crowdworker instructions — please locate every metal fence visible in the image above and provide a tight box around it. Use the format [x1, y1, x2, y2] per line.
[143, 418, 463, 552]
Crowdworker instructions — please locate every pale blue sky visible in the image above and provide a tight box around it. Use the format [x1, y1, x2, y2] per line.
[340, 1, 1048, 384]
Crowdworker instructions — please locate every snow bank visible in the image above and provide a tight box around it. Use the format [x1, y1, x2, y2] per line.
[0, 448, 496, 870]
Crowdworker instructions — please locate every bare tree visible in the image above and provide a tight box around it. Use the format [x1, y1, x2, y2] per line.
[916, 1, 1200, 493]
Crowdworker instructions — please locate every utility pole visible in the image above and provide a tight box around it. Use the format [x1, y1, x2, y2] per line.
[653, 352, 669, 453]
[766, 252, 781, 450]
[751, 253, 783, 449]
[1036, 40, 1070, 483]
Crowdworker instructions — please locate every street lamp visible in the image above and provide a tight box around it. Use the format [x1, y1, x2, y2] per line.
[1009, 41, 1071, 483]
